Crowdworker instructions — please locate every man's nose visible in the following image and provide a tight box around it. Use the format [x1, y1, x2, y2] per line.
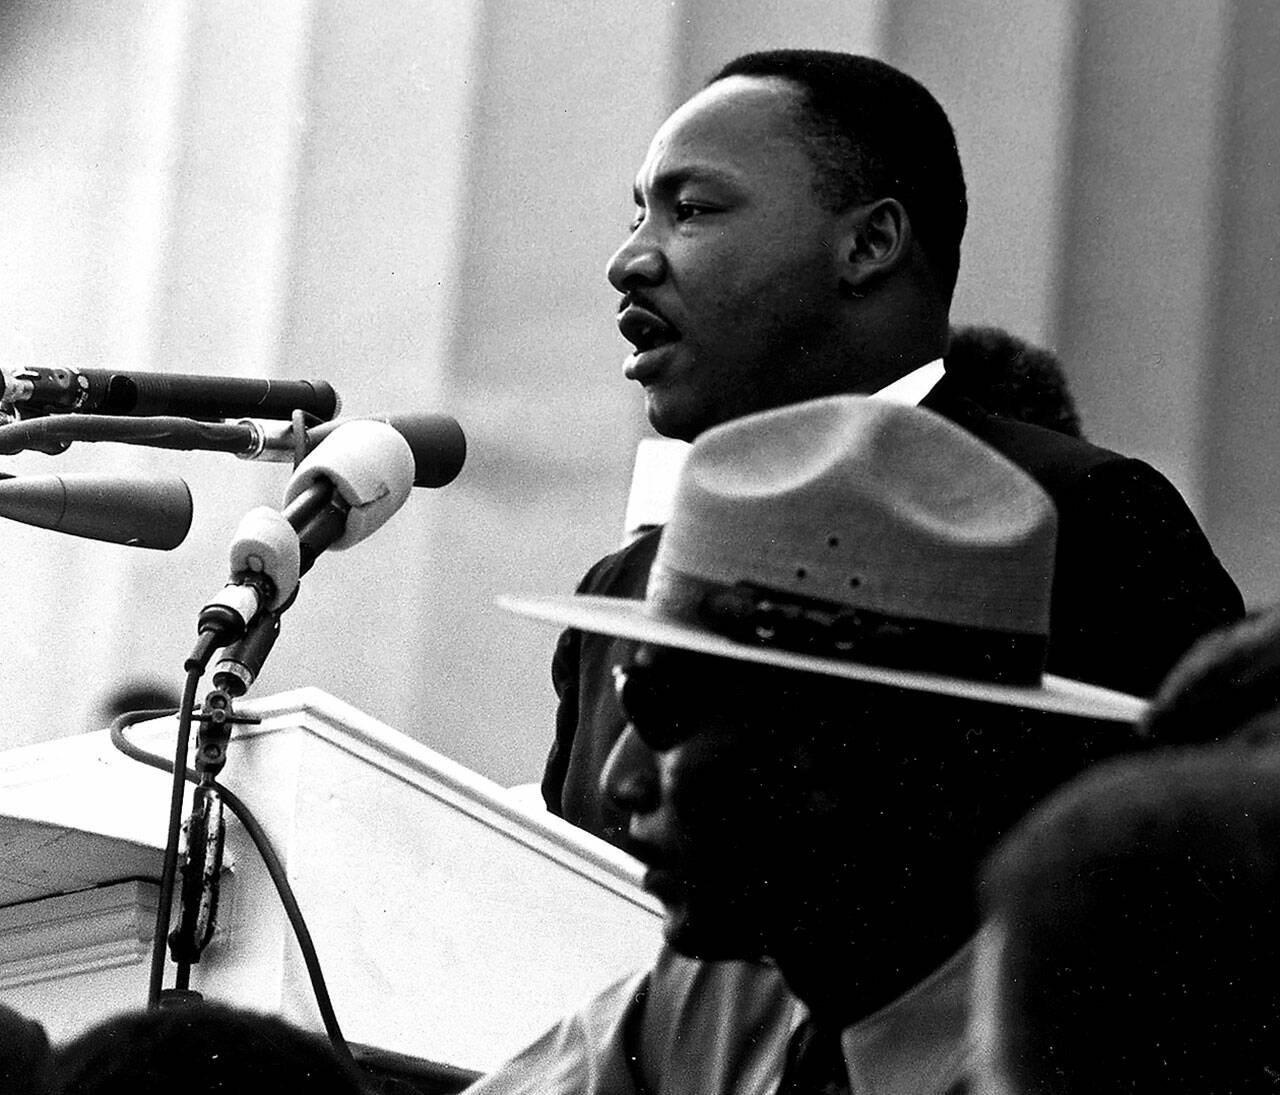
[600, 722, 659, 815]
[606, 225, 665, 292]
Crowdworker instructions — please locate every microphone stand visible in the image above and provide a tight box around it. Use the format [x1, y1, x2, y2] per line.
[157, 687, 260, 1004]
[163, 607, 283, 1001]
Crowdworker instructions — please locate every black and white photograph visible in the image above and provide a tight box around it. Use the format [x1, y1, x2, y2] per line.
[0, 2, 1276, 1092]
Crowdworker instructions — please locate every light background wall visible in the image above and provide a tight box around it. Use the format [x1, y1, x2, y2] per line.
[0, 1, 1275, 786]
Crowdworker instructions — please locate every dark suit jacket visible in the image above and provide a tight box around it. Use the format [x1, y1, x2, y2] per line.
[545, 379, 1245, 840]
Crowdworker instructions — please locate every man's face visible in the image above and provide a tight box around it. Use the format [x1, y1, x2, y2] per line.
[600, 648, 894, 960]
[607, 76, 854, 442]
[600, 650, 819, 958]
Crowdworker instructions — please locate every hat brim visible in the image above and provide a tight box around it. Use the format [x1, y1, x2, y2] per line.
[500, 593, 1147, 724]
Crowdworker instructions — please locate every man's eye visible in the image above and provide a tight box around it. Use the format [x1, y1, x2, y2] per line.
[673, 201, 709, 221]
[628, 210, 645, 232]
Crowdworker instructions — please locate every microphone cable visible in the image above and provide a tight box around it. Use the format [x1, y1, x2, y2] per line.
[0, 414, 259, 457]
[108, 703, 356, 1073]
[145, 638, 213, 1013]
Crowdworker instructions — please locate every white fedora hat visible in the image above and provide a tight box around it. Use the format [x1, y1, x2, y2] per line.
[502, 396, 1147, 723]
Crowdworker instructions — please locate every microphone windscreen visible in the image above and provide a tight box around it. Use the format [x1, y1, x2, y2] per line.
[0, 473, 192, 549]
[284, 420, 415, 548]
[308, 413, 466, 488]
[229, 505, 301, 609]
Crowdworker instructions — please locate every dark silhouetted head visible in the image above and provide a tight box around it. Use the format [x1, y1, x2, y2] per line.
[974, 746, 1280, 1094]
[50, 1002, 364, 1094]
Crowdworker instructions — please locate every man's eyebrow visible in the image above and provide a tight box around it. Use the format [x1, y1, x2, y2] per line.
[632, 165, 742, 203]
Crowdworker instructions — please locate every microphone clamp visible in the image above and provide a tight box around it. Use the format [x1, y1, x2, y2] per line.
[197, 571, 277, 645]
[192, 690, 261, 776]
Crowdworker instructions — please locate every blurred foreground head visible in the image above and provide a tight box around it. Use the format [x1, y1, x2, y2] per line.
[1141, 604, 1280, 745]
[0, 1002, 52, 1095]
[50, 1002, 364, 1094]
[973, 746, 1280, 1094]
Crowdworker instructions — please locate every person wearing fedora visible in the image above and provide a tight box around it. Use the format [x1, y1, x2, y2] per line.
[469, 395, 1160, 1095]
[545, 48, 1242, 843]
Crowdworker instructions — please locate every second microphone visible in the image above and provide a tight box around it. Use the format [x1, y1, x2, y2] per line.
[198, 419, 417, 644]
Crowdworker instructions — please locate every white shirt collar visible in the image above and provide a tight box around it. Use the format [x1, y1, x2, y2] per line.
[870, 359, 946, 407]
[839, 941, 974, 1095]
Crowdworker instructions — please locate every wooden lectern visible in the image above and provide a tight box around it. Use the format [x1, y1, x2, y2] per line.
[0, 688, 662, 1087]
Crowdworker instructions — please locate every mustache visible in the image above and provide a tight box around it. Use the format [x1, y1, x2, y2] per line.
[617, 293, 679, 338]
[618, 291, 663, 317]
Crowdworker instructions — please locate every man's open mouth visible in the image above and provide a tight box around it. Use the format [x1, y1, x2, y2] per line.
[618, 306, 679, 353]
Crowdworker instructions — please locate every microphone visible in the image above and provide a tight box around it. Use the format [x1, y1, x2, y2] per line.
[300, 412, 465, 489]
[1, 365, 339, 421]
[0, 472, 192, 549]
[198, 419, 415, 642]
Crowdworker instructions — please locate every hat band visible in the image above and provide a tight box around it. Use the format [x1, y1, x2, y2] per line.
[649, 571, 1049, 686]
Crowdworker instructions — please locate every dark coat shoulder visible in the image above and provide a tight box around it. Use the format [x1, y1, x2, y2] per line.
[924, 390, 1244, 693]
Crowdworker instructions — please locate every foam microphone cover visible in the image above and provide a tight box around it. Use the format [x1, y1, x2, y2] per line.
[284, 420, 415, 548]
[0, 473, 192, 549]
[229, 506, 301, 609]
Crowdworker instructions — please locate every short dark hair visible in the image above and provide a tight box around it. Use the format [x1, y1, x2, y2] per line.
[49, 1002, 365, 1094]
[980, 747, 1280, 1094]
[709, 49, 968, 298]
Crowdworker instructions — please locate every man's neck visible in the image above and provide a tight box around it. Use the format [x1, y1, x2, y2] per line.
[839, 289, 950, 395]
[769, 895, 976, 1029]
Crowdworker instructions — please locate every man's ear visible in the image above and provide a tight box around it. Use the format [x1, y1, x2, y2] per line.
[836, 198, 911, 298]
